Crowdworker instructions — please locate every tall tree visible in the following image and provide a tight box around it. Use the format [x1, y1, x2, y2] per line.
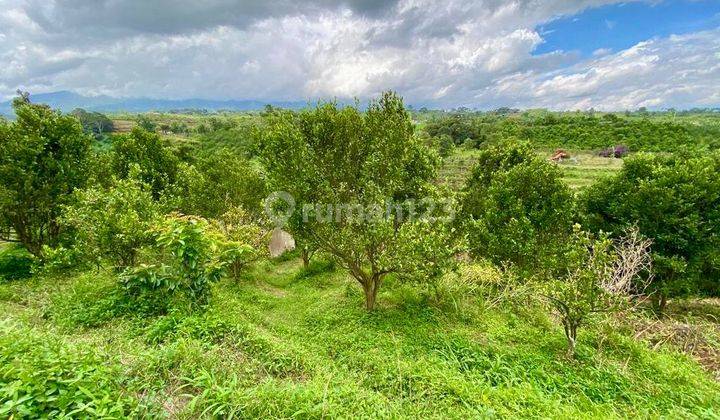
[260, 92, 451, 310]
[0, 96, 93, 257]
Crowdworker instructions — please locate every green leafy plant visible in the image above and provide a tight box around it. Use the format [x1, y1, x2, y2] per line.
[0, 95, 94, 258]
[459, 141, 573, 273]
[62, 169, 160, 270]
[540, 226, 652, 357]
[0, 324, 143, 418]
[120, 214, 225, 312]
[260, 92, 454, 310]
[110, 127, 179, 198]
[581, 152, 720, 311]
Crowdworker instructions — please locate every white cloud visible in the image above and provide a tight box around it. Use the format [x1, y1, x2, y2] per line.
[0, 0, 718, 109]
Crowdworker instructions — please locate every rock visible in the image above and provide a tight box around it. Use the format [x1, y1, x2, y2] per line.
[268, 228, 296, 257]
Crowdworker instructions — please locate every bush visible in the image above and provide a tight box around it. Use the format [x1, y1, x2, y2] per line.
[459, 141, 574, 273]
[213, 206, 268, 280]
[110, 127, 179, 198]
[581, 152, 720, 310]
[0, 97, 94, 258]
[166, 150, 267, 218]
[62, 172, 160, 270]
[120, 214, 225, 313]
[0, 245, 33, 281]
[539, 226, 652, 357]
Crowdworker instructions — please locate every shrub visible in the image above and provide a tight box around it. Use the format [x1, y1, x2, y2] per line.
[120, 214, 225, 313]
[459, 141, 574, 273]
[540, 226, 652, 357]
[581, 152, 720, 311]
[0, 245, 33, 281]
[260, 92, 453, 310]
[62, 171, 160, 270]
[110, 127, 179, 198]
[213, 206, 268, 280]
[166, 150, 267, 218]
[0, 324, 143, 417]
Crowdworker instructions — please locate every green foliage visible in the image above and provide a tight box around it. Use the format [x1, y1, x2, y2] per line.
[260, 92, 451, 310]
[581, 152, 720, 306]
[213, 206, 268, 280]
[460, 141, 573, 272]
[167, 149, 267, 218]
[0, 245, 33, 281]
[110, 127, 179, 198]
[540, 226, 651, 357]
[0, 98, 94, 257]
[420, 111, 720, 152]
[0, 323, 142, 418]
[425, 114, 483, 145]
[70, 108, 114, 135]
[135, 115, 156, 132]
[120, 214, 225, 312]
[62, 172, 160, 270]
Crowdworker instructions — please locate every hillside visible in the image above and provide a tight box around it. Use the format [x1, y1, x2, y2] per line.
[1, 255, 718, 418]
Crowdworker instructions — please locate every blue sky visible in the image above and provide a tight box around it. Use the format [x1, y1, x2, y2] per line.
[535, 0, 720, 56]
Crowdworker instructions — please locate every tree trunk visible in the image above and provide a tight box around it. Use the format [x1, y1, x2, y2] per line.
[362, 274, 382, 311]
[564, 322, 577, 358]
[652, 292, 668, 316]
[302, 247, 310, 268]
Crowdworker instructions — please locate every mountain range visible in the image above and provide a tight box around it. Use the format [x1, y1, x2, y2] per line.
[0, 91, 310, 116]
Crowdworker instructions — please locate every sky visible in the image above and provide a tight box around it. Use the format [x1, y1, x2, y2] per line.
[0, 0, 719, 110]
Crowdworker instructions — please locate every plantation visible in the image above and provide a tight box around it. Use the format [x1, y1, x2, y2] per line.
[1, 94, 720, 418]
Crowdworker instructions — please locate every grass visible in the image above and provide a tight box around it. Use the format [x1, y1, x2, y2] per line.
[438, 148, 623, 190]
[1, 257, 718, 418]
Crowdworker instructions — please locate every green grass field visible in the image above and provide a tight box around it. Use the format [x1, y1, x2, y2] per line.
[1, 256, 718, 418]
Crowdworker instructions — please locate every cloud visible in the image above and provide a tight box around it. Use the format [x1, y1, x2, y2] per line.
[0, 0, 718, 109]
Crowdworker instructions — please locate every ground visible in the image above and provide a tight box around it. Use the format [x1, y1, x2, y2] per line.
[1, 255, 718, 418]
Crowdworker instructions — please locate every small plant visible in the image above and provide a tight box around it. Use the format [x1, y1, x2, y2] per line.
[120, 214, 225, 312]
[540, 226, 652, 357]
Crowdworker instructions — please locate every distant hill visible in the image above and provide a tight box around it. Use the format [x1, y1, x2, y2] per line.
[0, 91, 310, 116]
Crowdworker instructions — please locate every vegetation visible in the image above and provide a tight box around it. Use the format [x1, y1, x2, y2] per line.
[581, 152, 720, 312]
[0, 94, 719, 417]
[0, 97, 93, 258]
[458, 141, 573, 272]
[260, 92, 451, 310]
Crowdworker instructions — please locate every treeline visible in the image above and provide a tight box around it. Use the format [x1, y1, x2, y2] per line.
[1, 92, 719, 359]
[422, 112, 720, 152]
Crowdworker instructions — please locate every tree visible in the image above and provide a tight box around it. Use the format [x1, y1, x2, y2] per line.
[260, 92, 450, 310]
[135, 115, 156, 132]
[459, 141, 574, 273]
[581, 152, 720, 312]
[70, 109, 114, 135]
[167, 149, 267, 219]
[110, 127, 179, 199]
[0, 97, 93, 258]
[541, 226, 652, 357]
[62, 171, 160, 270]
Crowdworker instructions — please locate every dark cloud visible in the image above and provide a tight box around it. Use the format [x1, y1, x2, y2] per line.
[23, 0, 400, 37]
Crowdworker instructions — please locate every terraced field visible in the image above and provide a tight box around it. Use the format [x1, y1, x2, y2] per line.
[438, 149, 623, 190]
